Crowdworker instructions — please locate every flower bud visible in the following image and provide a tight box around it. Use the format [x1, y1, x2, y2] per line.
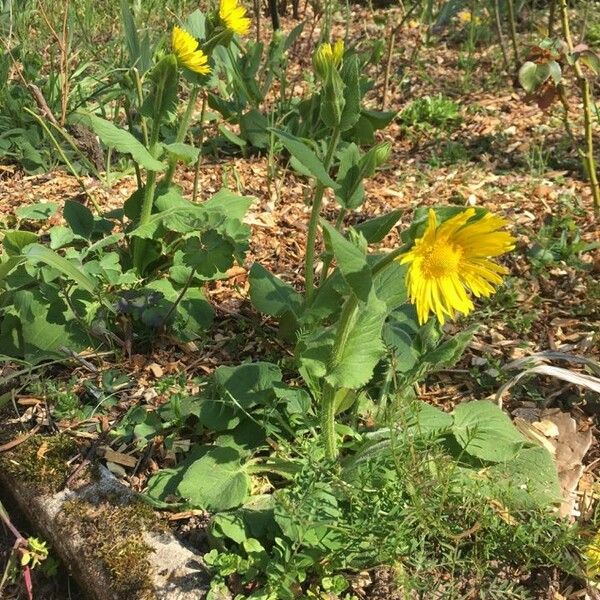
[312, 40, 345, 80]
[373, 141, 392, 167]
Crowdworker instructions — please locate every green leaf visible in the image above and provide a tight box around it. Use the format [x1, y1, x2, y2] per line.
[239, 109, 269, 149]
[3, 231, 37, 255]
[248, 263, 302, 318]
[0, 256, 25, 284]
[178, 446, 250, 511]
[321, 222, 371, 302]
[10, 287, 93, 362]
[202, 190, 254, 221]
[146, 279, 214, 339]
[420, 326, 476, 371]
[271, 129, 338, 189]
[15, 202, 58, 221]
[487, 445, 561, 510]
[320, 68, 345, 129]
[219, 124, 248, 150]
[518, 61, 551, 93]
[49, 226, 76, 250]
[372, 258, 407, 312]
[120, 0, 152, 73]
[451, 400, 526, 463]
[406, 401, 453, 436]
[182, 231, 236, 279]
[71, 111, 165, 171]
[21, 244, 98, 295]
[214, 362, 282, 409]
[326, 293, 387, 389]
[356, 209, 402, 244]
[163, 142, 200, 165]
[335, 143, 364, 209]
[339, 55, 361, 131]
[64, 200, 94, 239]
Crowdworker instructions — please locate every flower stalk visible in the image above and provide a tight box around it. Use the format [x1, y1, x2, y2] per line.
[304, 127, 340, 304]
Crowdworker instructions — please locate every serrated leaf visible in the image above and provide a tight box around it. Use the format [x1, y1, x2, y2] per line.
[326, 293, 387, 389]
[321, 221, 372, 302]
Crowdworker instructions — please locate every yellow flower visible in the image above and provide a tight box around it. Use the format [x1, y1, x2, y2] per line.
[399, 208, 515, 325]
[313, 40, 344, 78]
[171, 26, 211, 75]
[585, 533, 600, 580]
[219, 0, 251, 36]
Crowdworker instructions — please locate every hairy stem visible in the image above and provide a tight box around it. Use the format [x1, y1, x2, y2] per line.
[163, 85, 200, 187]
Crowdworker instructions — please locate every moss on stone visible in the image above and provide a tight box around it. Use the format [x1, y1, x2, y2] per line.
[60, 497, 162, 599]
[0, 434, 78, 494]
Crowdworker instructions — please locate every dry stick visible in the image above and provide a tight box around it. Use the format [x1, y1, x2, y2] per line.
[24, 108, 101, 214]
[38, 0, 71, 126]
[506, 0, 520, 71]
[254, 0, 261, 42]
[381, 27, 396, 111]
[559, 0, 600, 215]
[381, 2, 419, 110]
[548, 0, 557, 36]
[492, 0, 510, 72]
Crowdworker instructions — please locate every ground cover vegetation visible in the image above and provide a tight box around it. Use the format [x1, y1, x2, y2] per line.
[0, 0, 599, 598]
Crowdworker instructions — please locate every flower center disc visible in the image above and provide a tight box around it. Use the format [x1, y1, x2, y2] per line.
[422, 241, 462, 278]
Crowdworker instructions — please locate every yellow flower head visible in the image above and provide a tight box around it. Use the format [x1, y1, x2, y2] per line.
[219, 0, 251, 36]
[457, 10, 481, 24]
[399, 208, 515, 325]
[313, 40, 344, 79]
[172, 26, 211, 75]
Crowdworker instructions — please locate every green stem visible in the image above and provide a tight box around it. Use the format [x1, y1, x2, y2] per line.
[163, 85, 200, 187]
[132, 71, 167, 273]
[192, 94, 208, 203]
[320, 383, 338, 460]
[304, 127, 340, 304]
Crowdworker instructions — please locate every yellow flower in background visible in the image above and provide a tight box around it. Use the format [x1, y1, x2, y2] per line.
[313, 40, 344, 78]
[219, 0, 251, 36]
[172, 26, 211, 75]
[457, 10, 481, 25]
[399, 208, 515, 325]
